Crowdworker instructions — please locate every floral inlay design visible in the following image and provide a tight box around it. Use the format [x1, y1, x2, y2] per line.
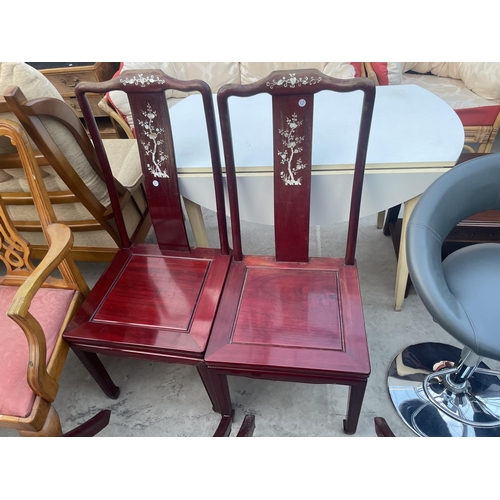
[137, 103, 169, 178]
[267, 73, 322, 89]
[278, 113, 307, 186]
[121, 74, 166, 87]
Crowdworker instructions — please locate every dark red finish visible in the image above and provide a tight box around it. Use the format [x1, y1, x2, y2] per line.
[63, 410, 111, 437]
[63, 70, 232, 429]
[374, 417, 396, 437]
[206, 69, 375, 434]
[273, 94, 313, 262]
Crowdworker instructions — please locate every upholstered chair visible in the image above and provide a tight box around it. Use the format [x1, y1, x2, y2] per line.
[387, 153, 500, 437]
[0, 62, 150, 261]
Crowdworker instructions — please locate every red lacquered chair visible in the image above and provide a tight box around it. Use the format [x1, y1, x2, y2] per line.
[205, 69, 375, 434]
[63, 70, 233, 434]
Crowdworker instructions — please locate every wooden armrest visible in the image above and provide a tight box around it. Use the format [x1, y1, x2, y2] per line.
[0, 96, 9, 113]
[7, 223, 74, 403]
[98, 96, 134, 139]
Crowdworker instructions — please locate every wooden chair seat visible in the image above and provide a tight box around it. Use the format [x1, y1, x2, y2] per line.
[65, 245, 230, 357]
[0, 286, 75, 417]
[207, 256, 369, 376]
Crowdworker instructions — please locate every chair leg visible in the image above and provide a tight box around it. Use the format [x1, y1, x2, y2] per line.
[72, 348, 120, 399]
[63, 410, 111, 437]
[213, 409, 235, 437]
[383, 204, 401, 236]
[394, 196, 419, 311]
[18, 406, 63, 437]
[374, 417, 396, 437]
[236, 414, 256, 437]
[197, 362, 222, 413]
[376, 210, 385, 229]
[343, 380, 367, 435]
[205, 369, 233, 417]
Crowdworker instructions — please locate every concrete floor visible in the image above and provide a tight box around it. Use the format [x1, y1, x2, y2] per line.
[0, 213, 472, 438]
[2, 140, 500, 438]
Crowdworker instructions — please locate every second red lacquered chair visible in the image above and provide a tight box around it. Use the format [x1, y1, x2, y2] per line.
[62, 70, 233, 433]
[205, 69, 375, 434]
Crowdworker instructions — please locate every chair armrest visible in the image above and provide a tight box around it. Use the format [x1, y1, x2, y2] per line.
[363, 62, 380, 86]
[98, 96, 135, 139]
[7, 223, 74, 403]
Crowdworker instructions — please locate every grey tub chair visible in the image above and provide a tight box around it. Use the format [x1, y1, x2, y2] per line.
[387, 153, 500, 437]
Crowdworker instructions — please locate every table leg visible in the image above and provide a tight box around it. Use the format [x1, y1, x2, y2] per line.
[376, 210, 385, 229]
[394, 195, 420, 311]
[183, 197, 209, 248]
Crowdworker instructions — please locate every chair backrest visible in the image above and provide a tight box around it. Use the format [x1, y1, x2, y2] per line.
[407, 153, 500, 334]
[1, 86, 129, 248]
[74, 69, 229, 254]
[0, 118, 89, 294]
[217, 69, 375, 263]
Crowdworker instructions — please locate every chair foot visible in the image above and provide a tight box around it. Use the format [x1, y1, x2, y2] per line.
[343, 381, 367, 435]
[63, 410, 111, 437]
[388, 342, 500, 437]
[236, 414, 256, 437]
[374, 417, 395, 437]
[213, 409, 235, 437]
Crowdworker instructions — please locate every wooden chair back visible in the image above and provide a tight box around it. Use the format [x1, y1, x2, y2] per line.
[1, 87, 129, 245]
[0, 119, 88, 293]
[74, 70, 229, 254]
[217, 69, 375, 264]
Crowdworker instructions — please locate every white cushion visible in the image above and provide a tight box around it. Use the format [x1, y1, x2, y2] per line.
[401, 73, 500, 110]
[0, 62, 63, 154]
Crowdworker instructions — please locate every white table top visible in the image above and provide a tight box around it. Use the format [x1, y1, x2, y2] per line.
[168, 85, 464, 225]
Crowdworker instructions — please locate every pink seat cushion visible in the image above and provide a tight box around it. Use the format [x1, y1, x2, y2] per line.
[0, 285, 75, 418]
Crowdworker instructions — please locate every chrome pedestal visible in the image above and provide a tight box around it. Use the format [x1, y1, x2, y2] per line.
[388, 342, 500, 437]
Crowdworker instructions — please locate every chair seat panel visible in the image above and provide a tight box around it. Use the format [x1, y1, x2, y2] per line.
[233, 267, 342, 350]
[206, 256, 370, 378]
[94, 254, 210, 330]
[0, 286, 76, 418]
[64, 245, 231, 355]
[443, 242, 500, 359]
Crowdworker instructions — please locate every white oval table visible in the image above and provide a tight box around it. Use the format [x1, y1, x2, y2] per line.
[166, 85, 465, 310]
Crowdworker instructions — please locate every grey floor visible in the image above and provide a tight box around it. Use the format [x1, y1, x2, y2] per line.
[0, 214, 471, 438]
[2, 140, 500, 438]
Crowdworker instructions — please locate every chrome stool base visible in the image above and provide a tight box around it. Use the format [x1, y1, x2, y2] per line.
[388, 342, 500, 437]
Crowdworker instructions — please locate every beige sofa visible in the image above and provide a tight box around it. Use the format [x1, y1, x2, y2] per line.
[104, 62, 363, 136]
[364, 62, 500, 153]
[0, 62, 150, 261]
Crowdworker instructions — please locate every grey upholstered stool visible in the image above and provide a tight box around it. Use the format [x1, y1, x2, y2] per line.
[388, 154, 500, 437]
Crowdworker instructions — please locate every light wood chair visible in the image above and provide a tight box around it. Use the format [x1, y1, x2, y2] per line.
[0, 119, 110, 436]
[0, 63, 151, 262]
